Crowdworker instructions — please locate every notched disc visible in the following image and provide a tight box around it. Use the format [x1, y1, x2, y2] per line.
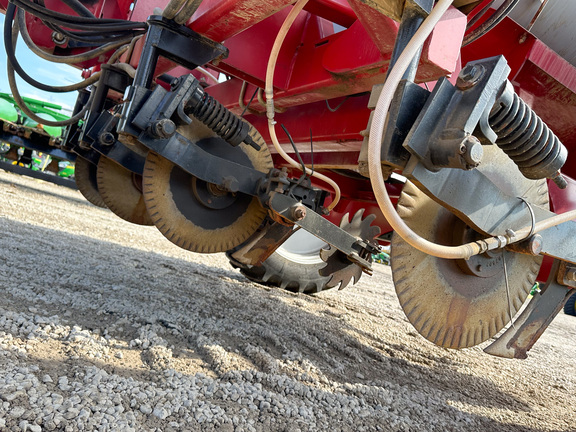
[319, 209, 381, 289]
[391, 180, 546, 349]
[142, 124, 273, 253]
[75, 156, 107, 209]
[96, 156, 153, 226]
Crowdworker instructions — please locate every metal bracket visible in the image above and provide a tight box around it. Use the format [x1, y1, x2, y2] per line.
[403, 56, 510, 171]
[484, 260, 575, 359]
[378, 80, 430, 172]
[86, 112, 146, 174]
[137, 132, 267, 196]
[227, 217, 295, 267]
[130, 16, 228, 90]
[267, 193, 378, 272]
[406, 150, 576, 264]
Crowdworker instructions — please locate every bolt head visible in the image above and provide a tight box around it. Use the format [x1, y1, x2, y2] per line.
[460, 136, 483, 169]
[152, 119, 176, 138]
[456, 64, 485, 90]
[99, 132, 115, 145]
[291, 205, 307, 221]
[460, 65, 478, 81]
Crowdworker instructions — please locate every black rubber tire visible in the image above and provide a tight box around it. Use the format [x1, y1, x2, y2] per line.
[564, 292, 576, 316]
[232, 251, 331, 294]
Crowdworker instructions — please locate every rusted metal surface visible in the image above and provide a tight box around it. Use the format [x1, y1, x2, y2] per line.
[484, 260, 575, 359]
[391, 180, 543, 349]
[227, 217, 296, 267]
[558, 261, 576, 289]
[348, 0, 405, 22]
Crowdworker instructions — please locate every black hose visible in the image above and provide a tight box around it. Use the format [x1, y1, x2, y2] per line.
[466, 0, 495, 30]
[4, 4, 100, 93]
[8, 62, 95, 126]
[12, 7, 145, 32]
[12, 0, 146, 27]
[462, 0, 520, 46]
[6, 30, 95, 126]
[49, 26, 140, 44]
[17, 9, 129, 63]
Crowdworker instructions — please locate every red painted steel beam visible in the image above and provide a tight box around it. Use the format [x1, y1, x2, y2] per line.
[303, 0, 357, 27]
[208, 6, 466, 111]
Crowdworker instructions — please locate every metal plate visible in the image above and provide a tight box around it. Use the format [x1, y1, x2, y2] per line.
[391, 176, 547, 349]
[142, 123, 273, 253]
[96, 155, 153, 225]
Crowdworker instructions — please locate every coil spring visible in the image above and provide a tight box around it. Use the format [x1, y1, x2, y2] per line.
[489, 83, 567, 187]
[189, 92, 248, 147]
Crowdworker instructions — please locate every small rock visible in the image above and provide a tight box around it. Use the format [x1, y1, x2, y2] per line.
[10, 406, 26, 418]
[115, 352, 123, 359]
[139, 404, 152, 415]
[42, 375, 53, 383]
[153, 407, 169, 420]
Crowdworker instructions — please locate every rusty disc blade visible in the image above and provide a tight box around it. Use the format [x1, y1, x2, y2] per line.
[391, 180, 546, 349]
[96, 155, 153, 226]
[75, 156, 107, 209]
[142, 123, 273, 253]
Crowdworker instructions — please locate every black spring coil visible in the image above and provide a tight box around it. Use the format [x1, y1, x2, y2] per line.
[189, 92, 247, 147]
[489, 90, 567, 181]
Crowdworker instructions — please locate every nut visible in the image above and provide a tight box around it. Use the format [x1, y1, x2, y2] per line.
[291, 205, 307, 221]
[99, 132, 116, 146]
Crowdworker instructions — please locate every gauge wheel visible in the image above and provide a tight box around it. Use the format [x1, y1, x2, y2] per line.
[564, 292, 576, 316]
[234, 228, 332, 294]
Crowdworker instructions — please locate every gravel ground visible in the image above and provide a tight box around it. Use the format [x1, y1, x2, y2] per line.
[0, 169, 574, 432]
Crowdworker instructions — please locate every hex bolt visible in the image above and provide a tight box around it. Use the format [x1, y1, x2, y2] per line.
[152, 119, 176, 138]
[221, 176, 239, 193]
[291, 205, 307, 221]
[99, 132, 116, 146]
[456, 64, 485, 90]
[460, 136, 483, 169]
[460, 64, 478, 81]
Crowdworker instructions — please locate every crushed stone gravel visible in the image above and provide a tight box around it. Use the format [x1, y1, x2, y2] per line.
[0, 169, 574, 431]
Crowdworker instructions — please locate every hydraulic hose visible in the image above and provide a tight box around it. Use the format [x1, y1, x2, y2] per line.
[265, 0, 341, 211]
[17, 9, 129, 64]
[162, 0, 202, 24]
[6, 19, 95, 126]
[462, 0, 520, 46]
[5, 4, 102, 93]
[368, 0, 576, 259]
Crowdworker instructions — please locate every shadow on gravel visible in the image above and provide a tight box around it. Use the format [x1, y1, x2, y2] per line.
[0, 218, 547, 429]
[0, 173, 96, 209]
